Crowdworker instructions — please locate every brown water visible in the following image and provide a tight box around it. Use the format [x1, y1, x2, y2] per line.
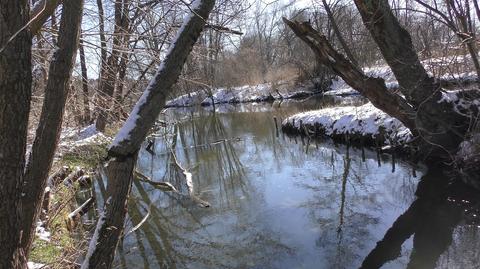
[93, 98, 480, 269]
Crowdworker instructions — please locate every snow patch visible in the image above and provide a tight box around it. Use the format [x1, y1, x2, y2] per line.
[28, 262, 46, 269]
[35, 222, 51, 242]
[283, 103, 411, 144]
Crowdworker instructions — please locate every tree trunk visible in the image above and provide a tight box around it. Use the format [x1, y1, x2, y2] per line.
[29, 0, 62, 36]
[21, 0, 84, 255]
[353, 0, 468, 155]
[282, 18, 416, 130]
[94, 0, 108, 131]
[0, 0, 32, 267]
[79, 34, 91, 124]
[95, 0, 130, 132]
[81, 1, 215, 268]
[284, 0, 470, 159]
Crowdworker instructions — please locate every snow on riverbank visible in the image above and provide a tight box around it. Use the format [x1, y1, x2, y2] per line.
[166, 54, 478, 108]
[166, 80, 321, 107]
[282, 103, 412, 146]
[58, 124, 112, 156]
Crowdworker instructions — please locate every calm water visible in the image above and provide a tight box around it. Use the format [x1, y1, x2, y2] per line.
[94, 98, 480, 269]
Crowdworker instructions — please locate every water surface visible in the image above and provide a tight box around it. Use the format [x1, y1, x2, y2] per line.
[93, 98, 479, 269]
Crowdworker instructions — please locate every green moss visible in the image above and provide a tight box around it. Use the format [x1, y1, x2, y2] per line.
[30, 186, 76, 264]
[61, 142, 108, 169]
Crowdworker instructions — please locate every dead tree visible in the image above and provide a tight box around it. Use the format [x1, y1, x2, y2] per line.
[284, 0, 471, 159]
[80, 1, 215, 268]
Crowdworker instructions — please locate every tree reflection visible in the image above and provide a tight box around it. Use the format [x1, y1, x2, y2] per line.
[360, 169, 480, 269]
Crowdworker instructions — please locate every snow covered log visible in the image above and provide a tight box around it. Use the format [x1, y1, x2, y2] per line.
[81, 1, 215, 268]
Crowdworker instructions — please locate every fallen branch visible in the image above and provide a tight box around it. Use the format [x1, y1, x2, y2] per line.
[65, 197, 95, 232]
[134, 170, 178, 192]
[134, 169, 210, 208]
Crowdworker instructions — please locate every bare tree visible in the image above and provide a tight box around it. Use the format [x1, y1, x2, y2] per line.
[81, 1, 215, 268]
[321, 0, 359, 67]
[22, 0, 84, 255]
[284, 0, 471, 159]
[414, 0, 480, 79]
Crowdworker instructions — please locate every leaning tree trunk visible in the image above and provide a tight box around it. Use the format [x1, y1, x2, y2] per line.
[282, 18, 416, 131]
[353, 0, 468, 155]
[284, 0, 470, 159]
[81, 1, 215, 268]
[22, 0, 84, 255]
[0, 0, 32, 268]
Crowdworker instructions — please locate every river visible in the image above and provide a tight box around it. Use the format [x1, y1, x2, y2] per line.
[93, 98, 480, 269]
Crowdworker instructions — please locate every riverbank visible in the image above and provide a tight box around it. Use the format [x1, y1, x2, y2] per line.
[165, 79, 324, 107]
[281, 103, 411, 149]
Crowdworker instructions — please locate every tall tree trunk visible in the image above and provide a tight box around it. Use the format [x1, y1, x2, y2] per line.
[95, 0, 108, 130]
[81, 1, 215, 268]
[21, 0, 84, 255]
[0, 0, 32, 268]
[95, 0, 129, 132]
[79, 34, 91, 124]
[353, 0, 468, 155]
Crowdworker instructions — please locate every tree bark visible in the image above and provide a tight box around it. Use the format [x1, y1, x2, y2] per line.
[282, 18, 416, 130]
[81, 1, 215, 268]
[0, 0, 32, 267]
[79, 34, 91, 124]
[29, 0, 62, 36]
[21, 0, 84, 255]
[95, 0, 130, 132]
[353, 0, 468, 154]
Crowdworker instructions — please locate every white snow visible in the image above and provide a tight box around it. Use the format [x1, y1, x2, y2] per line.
[35, 222, 51, 242]
[282, 103, 412, 144]
[59, 124, 111, 151]
[27, 262, 45, 269]
[166, 81, 319, 107]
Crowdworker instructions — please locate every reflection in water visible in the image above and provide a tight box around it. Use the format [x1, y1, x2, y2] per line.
[91, 99, 479, 269]
[360, 169, 480, 269]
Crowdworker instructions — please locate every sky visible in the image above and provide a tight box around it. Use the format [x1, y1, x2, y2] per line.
[75, 0, 315, 79]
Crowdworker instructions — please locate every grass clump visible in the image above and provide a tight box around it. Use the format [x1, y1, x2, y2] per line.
[61, 142, 108, 169]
